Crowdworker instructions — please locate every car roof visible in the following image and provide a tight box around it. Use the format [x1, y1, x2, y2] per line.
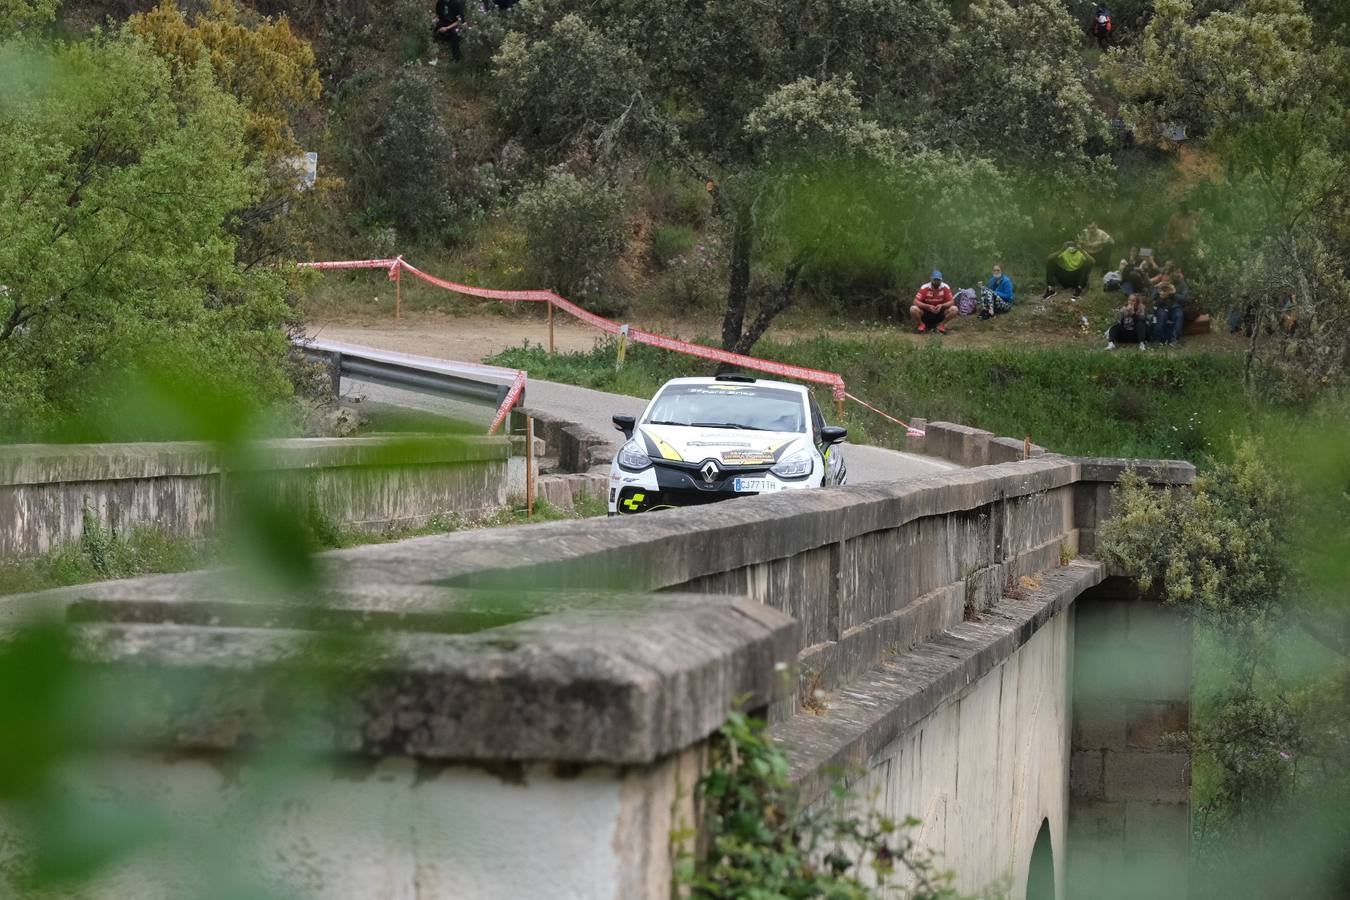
[657, 376, 810, 396]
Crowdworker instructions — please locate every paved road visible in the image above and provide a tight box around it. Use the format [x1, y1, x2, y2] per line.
[343, 375, 958, 484]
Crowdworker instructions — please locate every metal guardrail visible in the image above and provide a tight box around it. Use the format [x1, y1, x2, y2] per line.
[295, 336, 526, 429]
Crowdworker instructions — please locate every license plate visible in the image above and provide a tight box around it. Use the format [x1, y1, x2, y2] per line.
[732, 477, 773, 493]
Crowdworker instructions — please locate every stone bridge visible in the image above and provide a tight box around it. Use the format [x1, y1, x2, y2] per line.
[0, 423, 1194, 899]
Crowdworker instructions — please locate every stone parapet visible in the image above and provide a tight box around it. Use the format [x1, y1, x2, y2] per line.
[0, 436, 516, 559]
[52, 587, 795, 765]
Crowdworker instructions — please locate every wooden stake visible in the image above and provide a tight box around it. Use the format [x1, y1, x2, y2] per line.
[1024, 434, 1032, 460]
[394, 265, 402, 320]
[547, 303, 555, 354]
[526, 416, 536, 517]
[835, 397, 845, 421]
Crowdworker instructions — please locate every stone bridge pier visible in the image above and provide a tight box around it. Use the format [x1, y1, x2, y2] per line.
[1, 432, 1194, 899]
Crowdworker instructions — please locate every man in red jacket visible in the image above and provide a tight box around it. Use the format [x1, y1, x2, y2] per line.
[909, 270, 958, 334]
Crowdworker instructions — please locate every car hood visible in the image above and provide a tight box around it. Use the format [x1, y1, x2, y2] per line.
[636, 424, 807, 467]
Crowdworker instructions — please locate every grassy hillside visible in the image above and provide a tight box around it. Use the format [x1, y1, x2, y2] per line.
[491, 336, 1301, 462]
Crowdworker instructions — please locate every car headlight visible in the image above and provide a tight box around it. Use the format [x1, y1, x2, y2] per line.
[616, 439, 652, 470]
[770, 448, 814, 479]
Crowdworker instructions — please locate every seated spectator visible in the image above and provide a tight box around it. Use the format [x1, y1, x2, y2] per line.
[1137, 249, 1162, 278]
[1043, 242, 1095, 301]
[980, 264, 1015, 318]
[1077, 222, 1114, 258]
[1107, 294, 1148, 351]
[1153, 282, 1184, 345]
[1171, 267, 1192, 303]
[910, 270, 958, 334]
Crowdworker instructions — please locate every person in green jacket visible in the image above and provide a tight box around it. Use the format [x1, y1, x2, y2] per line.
[1043, 241, 1095, 301]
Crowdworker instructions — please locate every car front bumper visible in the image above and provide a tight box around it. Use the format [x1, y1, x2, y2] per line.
[607, 463, 812, 515]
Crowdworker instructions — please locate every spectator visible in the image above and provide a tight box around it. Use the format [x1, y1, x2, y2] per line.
[434, 0, 466, 63]
[910, 270, 958, 334]
[1077, 222, 1114, 258]
[980, 264, 1015, 318]
[1153, 281, 1184, 345]
[1043, 241, 1095, 301]
[1107, 294, 1148, 351]
[1089, 5, 1114, 50]
[1120, 254, 1150, 295]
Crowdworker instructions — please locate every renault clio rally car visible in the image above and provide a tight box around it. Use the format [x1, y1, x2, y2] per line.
[608, 375, 847, 515]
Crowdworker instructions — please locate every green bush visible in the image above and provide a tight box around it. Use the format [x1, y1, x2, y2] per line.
[650, 225, 696, 269]
[514, 171, 627, 312]
[643, 165, 712, 226]
[335, 66, 499, 242]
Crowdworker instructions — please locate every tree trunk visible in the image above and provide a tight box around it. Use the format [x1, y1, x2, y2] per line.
[720, 206, 752, 353]
[733, 258, 804, 355]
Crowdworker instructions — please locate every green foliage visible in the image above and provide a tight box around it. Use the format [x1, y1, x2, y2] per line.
[493, 10, 668, 159]
[130, 0, 321, 162]
[1099, 428, 1350, 895]
[678, 709, 961, 899]
[334, 64, 500, 242]
[745, 76, 900, 163]
[942, 0, 1107, 165]
[651, 224, 696, 269]
[1098, 441, 1289, 635]
[0, 518, 208, 597]
[1109, 0, 1321, 143]
[0, 0, 57, 31]
[514, 170, 627, 309]
[0, 34, 294, 441]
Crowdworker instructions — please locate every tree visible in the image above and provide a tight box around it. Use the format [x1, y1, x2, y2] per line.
[514, 171, 627, 311]
[0, 0, 58, 32]
[942, 0, 1107, 165]
[129, 0, 322, 266]
[490, 0, 960, 353]
[1108, 0, 1319, 145]
[0, 34, 293, 438]
[1109, 0, 1350, 392]
[335, 65, 500, 242]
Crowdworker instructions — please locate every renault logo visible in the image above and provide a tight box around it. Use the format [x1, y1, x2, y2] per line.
[699, 460, 720, 484]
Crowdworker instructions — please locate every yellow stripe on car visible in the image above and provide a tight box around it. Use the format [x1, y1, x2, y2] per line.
[641, 428, 684, 461]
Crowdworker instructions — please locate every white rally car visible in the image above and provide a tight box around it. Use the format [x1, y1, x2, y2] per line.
[608, 375, 847, 515]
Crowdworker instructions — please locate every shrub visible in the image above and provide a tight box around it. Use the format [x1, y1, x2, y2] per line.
[335, 66, 498, 242]
[650, 225, 695, 269]
[514, 171, 627, 311]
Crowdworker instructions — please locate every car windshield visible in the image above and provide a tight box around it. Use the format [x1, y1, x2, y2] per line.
[643, 384, 806, 433]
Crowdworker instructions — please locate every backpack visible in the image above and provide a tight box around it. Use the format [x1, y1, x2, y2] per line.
[956, 288, 979, 316]
[1103, 270, 1123, 291]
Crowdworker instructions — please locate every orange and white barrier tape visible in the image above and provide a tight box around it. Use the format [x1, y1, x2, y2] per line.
[301, 256, 847, 400]
[843, 392, 926, 438]
[487, 369, 527, 436]
[303, 258, 928, 438]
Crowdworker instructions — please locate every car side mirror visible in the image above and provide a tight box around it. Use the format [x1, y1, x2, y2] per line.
[821, 426, 847, 445]
[613, 414, 636, 438]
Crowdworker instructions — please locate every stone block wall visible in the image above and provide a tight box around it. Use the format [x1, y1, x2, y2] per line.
[1, 452, 1196, 899]
[1068, 577, 1192, 899]
[0, 435, 518, 559]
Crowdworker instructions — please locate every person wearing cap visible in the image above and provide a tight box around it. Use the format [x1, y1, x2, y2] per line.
[909, 271, 957, 334]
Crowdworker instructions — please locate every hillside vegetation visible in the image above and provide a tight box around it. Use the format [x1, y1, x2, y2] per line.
[2, 0, 1347, 442]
